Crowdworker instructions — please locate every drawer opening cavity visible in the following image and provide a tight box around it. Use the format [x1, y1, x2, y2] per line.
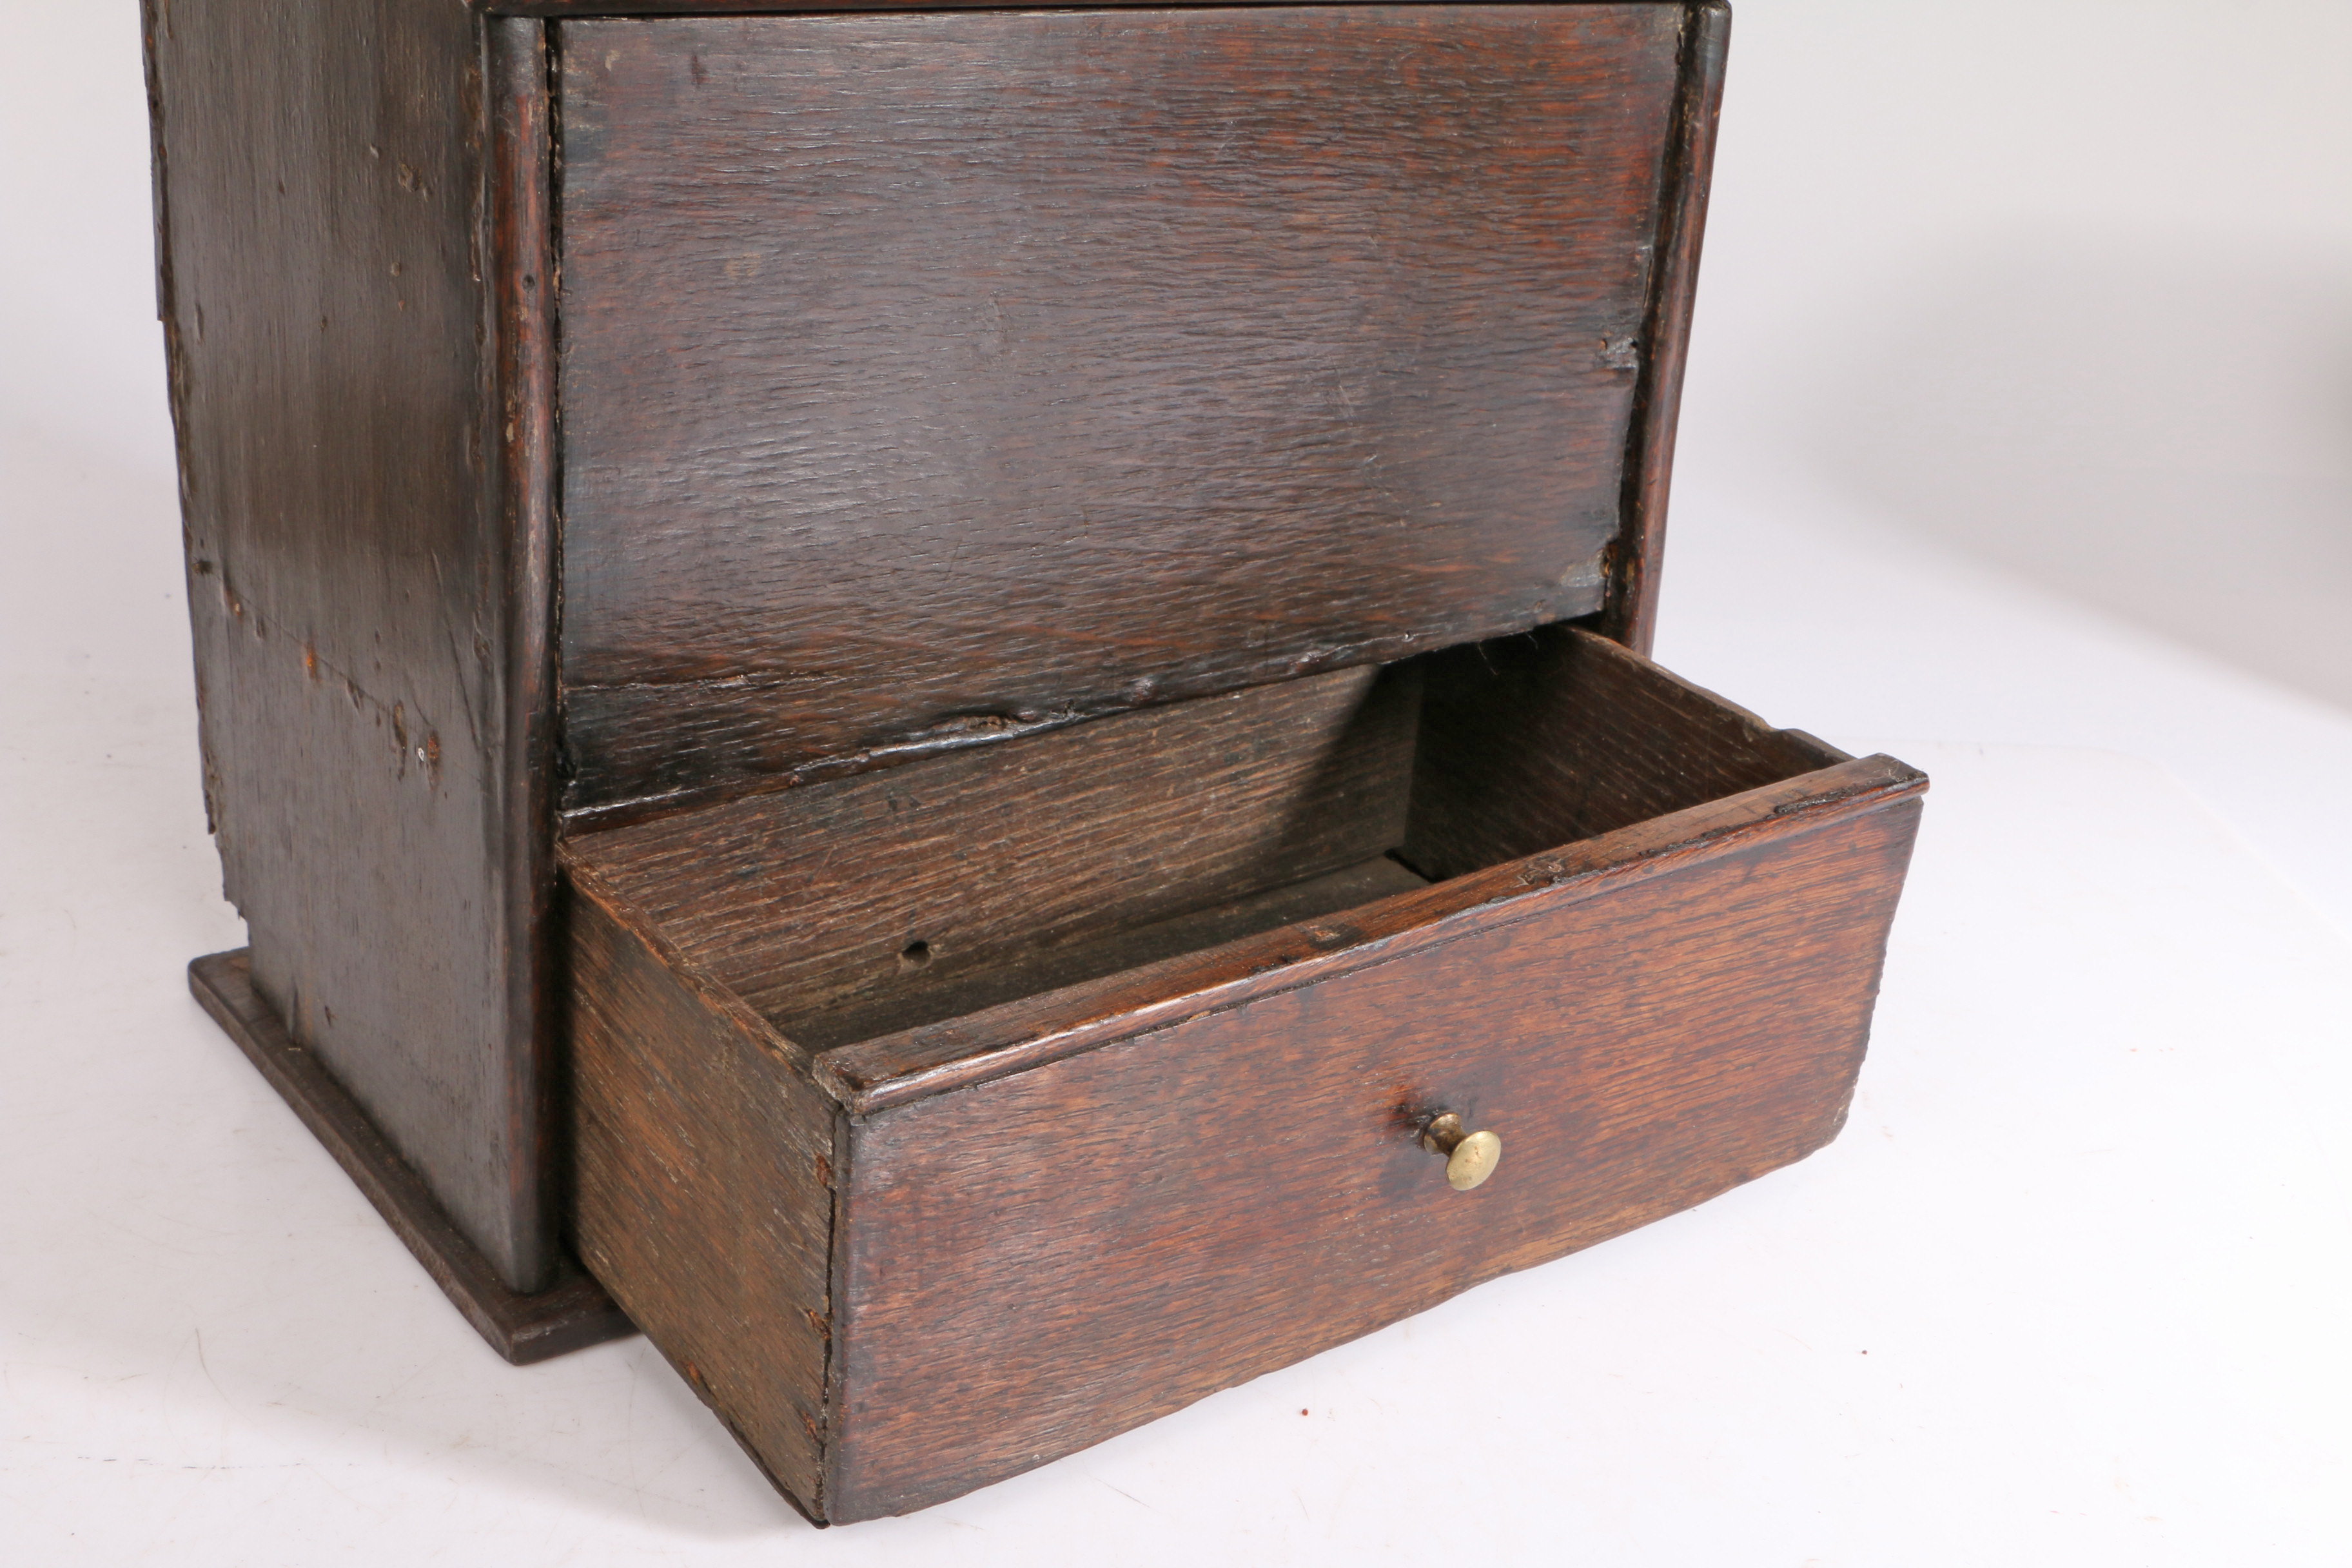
[562, 625, 1850, 1057]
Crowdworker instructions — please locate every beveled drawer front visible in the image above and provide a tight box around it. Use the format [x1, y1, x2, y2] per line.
[561, 629, 1926, 1523]
[554, 5, 1685, 814]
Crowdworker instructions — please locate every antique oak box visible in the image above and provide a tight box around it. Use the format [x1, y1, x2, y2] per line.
[148, 0, 1925, 1523]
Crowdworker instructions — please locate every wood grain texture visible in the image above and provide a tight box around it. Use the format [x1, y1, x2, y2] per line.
[792, 855, 1429, 1053]
[148, 0, 560, 1287]
[567, 664, 1421, 1043]
[554, 5, 1686, 814]
[1402, 622, 1841, 880]
[188, 952, 633, 1364]
[1600, 0, 1727, 653]
[824, 785, 1925, 1519]
[557, 624, 1926, 1520]
[562, 860, 837, 1517]
[807, 628, 1885, 1114]
[489, 15, 566, 1297]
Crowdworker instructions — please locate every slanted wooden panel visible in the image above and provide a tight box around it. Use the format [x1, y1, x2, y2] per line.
[567, 664, 1420, 1042]
[555, 4, 1687, 813]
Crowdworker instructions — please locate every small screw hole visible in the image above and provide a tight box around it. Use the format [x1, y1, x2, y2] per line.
[898, 939, 933, 972]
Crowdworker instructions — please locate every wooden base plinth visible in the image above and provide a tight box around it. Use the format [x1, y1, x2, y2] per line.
[188, 950, 635, 1365]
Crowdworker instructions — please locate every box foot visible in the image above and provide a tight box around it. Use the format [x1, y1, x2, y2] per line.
[188, 949, 634, 1365]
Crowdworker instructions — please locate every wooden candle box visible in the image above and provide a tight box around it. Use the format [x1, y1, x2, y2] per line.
[148, 0, 1925, 1524]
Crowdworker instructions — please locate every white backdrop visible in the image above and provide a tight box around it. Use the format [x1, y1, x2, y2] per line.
[5, 3, 2348, 1563]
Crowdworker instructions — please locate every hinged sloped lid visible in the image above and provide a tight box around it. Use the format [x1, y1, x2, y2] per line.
[553, 2, 1723, 821]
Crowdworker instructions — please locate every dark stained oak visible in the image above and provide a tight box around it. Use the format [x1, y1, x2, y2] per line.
[151, 0, 1724, 1337]
[827, 787, 1923, 1518]
[1402, 620, 1841, 880]
[555, 6, 1687, 814]
[150, 0, 1932, 1527]
[147, 0, 563, 1290]
[567, 663, 1421, 1043]
[562, 861, 838, 1518]
[1600, 0, 1729, 654]
[560, 623, 1928, 1521]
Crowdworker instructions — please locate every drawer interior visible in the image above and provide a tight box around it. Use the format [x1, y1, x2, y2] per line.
[564, 627, 1844, 1053]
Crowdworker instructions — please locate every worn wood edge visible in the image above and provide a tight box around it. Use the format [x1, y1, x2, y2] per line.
[820, 1108, 856, 1522]
[559, 848, 825, 1079]
[818, 750, 1927, 1113]
[559, 631, 1440, 838]
[138, 0, 175, 332]
[488, 12, 565, 1298]
[822, 1115, 874, 1522]
[622, 1321, 832, 1527]
[141, 0, 204, 838]
[186, 950, 635, 1364]
[1598, 0, 1728, 655]
[1564, 623, 1847, 772]
[559, 707, 1102, 836]
[558, 861, 842, 1519]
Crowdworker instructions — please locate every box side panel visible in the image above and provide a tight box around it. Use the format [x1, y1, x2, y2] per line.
[553, 3, 1684, 814]
[146, 3, 560, 1284]
[564, 867, 836, 1515]
[828, 797, 1923, 1520]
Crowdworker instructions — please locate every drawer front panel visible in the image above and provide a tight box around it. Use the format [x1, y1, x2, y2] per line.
[556, 5, 1685, 812]
[827, 796, 1923, 1518]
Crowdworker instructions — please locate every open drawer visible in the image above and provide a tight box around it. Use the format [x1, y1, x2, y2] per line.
[560, 627, 1925, 1522]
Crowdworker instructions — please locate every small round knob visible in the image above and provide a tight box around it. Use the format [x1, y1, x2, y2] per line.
[1421, 1112, 1502, 1191]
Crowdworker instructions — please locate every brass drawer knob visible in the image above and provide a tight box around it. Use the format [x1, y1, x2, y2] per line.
[1421, 1113, 1502, 1191]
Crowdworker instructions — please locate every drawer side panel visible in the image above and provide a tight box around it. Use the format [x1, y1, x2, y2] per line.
[564, 867, 836, 1514]
[828, 796, 1923, 1519]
